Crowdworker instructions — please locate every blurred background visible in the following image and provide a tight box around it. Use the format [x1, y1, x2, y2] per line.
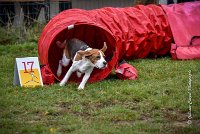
[0, 0, 195, 44]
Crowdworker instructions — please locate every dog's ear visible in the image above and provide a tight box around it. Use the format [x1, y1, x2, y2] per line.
[75, 50, 93, 61]
[56, 40, 67, 49]
[101, 42, 107, 53]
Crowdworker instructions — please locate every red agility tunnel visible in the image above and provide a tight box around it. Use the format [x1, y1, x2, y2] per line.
[38, 4, 173, 83]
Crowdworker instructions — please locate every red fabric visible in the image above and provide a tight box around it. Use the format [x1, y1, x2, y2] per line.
[40, 65, 55, 85]
[115, 63, 138, 80]
[161, 2, 200, 60]
[38, 5, 172, 82]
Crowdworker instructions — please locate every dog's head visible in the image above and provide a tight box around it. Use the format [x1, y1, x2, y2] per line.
[76, 42, 108, 69]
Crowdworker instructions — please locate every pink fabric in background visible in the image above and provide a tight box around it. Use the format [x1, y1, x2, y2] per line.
[162, 2, 200, 60]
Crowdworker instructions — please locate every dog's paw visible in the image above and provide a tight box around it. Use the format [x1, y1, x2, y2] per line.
[77, 85, 84, 90]
[57, 70, 62, 77]
[59, 81, 65, 86]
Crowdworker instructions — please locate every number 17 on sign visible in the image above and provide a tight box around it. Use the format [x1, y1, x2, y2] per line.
[14, 57, 43, 87]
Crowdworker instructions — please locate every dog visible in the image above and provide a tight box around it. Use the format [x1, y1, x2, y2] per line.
[56, 38, 107, 90]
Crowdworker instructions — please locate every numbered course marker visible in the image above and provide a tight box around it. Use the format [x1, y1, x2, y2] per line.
[13, 57, 43, 87]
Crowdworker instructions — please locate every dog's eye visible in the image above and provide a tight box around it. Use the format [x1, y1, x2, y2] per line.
[96, 56, 101, 59]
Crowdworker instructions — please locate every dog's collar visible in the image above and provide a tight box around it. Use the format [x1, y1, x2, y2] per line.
[80, 45, 90, 51]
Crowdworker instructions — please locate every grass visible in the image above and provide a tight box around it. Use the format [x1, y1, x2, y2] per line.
[0, 41, 200, 134]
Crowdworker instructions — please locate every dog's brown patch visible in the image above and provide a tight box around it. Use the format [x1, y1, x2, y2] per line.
[74, 49, 103, 64]
[64, 47, 71, 59]
[62, 41, 71, 59]
[74, 51, 83, 61]
[86, 50, 101, 64]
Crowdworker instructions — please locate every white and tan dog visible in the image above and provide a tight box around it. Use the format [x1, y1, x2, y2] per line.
[56, 38, 107, 90]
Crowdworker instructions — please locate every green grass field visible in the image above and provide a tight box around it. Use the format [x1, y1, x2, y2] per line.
[0, 42, 200, 134]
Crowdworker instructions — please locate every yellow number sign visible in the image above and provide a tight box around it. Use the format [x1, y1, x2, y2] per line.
[14, 57, 43, 87]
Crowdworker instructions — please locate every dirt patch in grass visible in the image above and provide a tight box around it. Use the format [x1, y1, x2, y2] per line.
[57, 100, 137, 120]
[162, 108, 187, 121]
[113, 120, 135, 125]
[160, 108, 200, 134]
[57, 102, 92, 118]
[192, 119, 200, 127]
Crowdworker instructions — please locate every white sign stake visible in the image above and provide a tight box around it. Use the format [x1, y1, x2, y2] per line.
[13, 57, 43, 87]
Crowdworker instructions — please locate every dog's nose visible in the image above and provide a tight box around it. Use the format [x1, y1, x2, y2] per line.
[103, 61, 107, 65]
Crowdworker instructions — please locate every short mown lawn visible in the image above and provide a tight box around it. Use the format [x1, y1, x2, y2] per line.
[0, 42, 200, 134]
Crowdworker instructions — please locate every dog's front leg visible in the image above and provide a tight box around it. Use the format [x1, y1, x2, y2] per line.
[78, 68, 93, 90]
[59, 66, 74, 86]
[57, 60, 63, 77]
